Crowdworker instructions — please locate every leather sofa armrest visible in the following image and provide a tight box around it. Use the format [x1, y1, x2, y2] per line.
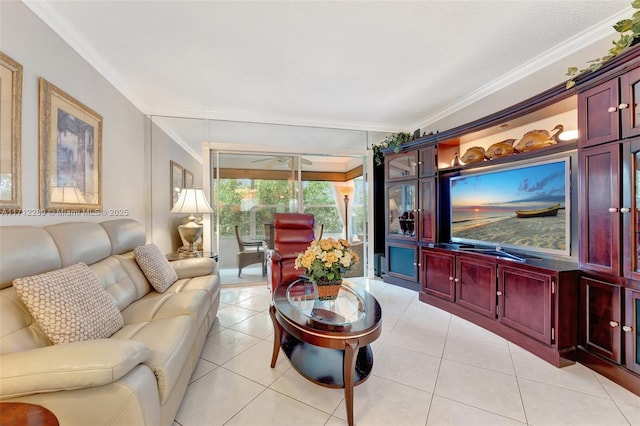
[171, 257, 216, 279]
[0, 339, 149, 399]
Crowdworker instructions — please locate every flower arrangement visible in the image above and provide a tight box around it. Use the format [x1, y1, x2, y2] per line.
[371, 132, 412, 166]
[294, 237, 360, 282]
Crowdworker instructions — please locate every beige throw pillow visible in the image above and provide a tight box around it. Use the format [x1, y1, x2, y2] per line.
[134, 243, 178, 293]
[13, 262, 124, 345]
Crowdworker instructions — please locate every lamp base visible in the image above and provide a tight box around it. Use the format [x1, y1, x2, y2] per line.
[177, 220, 203, 257]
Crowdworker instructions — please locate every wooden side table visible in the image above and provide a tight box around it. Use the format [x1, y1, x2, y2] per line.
[0, 402, 59, 426]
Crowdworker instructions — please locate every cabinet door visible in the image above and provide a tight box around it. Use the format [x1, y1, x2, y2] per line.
[386, 152, 418, 181]
[498, 266, 552, 344]
[624, 288, 640, 374]
[419, 177, 437, 243]
[421, 249, 455, 301]
[578, 79, 620, 148]
[580, 276, 622, 363]
[620, 67, 640, 139]
[386, 242, 418, 282]
[387, 181, 417, 239]
[624, 138, 640, 281]
[579, 144, 622, 276]
[455, 256, 497, 318]
[419, 146, 437, 178]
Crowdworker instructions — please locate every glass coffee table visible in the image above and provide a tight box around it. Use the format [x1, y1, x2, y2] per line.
[269, 279, 382, 426]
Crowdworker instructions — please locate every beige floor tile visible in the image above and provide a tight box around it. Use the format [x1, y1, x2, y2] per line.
[594, 373, 640, 408]
[189, 358, 217, 384]
[226, 388, 330, 426]
[222, 340, 291, 386]
[229, 310, 274, 339]
[384, 319, 448, 357]
[334, 375, 431, 426]
[434, 359, 526, 422]
[215, 305, 260, 328]
[510, 343, 610, 398]
[235, 292, 272, 312]
[372, 343, 441, 392]
[447, 315, 508, 346]
[443, 333, 515, 375]
[270, 368, 345, 414]
[175, 368, 265, 426]
[618, 402, 640, 426]
[426, 395, 527, 425]
[199, 328, 261, 365]
[518, 377, 630, 426]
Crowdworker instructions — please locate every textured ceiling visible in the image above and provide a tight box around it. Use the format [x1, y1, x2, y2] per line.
[24, 0, 632, 155]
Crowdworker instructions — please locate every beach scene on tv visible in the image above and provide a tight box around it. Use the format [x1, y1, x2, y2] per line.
[450, 160, 568, 253]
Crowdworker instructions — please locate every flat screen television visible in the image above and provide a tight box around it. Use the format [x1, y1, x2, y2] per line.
[449, 156, 571, 257]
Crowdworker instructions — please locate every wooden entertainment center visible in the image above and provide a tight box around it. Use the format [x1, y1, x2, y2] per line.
[382, 45, 640, 396]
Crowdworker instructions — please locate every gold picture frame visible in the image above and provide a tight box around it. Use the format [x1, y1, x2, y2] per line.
[170, 160, 184, 208]
[39, 78, 102, 212]
[184, 169, 194, 189]
[0, 52, 23, 210]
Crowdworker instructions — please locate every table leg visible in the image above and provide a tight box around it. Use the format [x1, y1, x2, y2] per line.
[343, 338, 359, 426]
[268, 305, 281, 368]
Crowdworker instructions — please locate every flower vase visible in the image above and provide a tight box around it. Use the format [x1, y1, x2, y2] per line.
[315, 278, 342, 301]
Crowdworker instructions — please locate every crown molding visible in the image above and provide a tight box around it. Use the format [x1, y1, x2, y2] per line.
[414, 7, 632, 131]
[22, 0, 150, 113]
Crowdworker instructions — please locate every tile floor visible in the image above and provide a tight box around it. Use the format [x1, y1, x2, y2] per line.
[174, 277, 640, 426]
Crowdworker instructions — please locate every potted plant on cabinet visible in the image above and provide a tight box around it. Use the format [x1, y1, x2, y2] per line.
[371, 132, 412, 166]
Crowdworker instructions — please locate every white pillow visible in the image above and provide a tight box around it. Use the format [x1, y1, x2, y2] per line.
[13, 262, 124, 345]
[134, 243, 178, 293]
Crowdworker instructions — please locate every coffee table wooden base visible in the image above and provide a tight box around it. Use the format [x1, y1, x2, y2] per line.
[0, 403, 59, 426]
[269, 305, 373, 425]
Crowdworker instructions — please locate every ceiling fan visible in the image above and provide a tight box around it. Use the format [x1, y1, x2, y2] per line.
[250, 156, 312, 170]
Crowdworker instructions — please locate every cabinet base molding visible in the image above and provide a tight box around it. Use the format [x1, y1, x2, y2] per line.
[577, 347, 640, 397]
[419, 292, 576, 368]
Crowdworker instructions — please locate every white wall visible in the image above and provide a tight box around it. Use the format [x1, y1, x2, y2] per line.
[0, 1, 146, 228]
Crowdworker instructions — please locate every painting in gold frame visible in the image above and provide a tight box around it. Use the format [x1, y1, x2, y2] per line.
[0, 52, 23, 210]
[170, 160, 184, 208]
[39, 78, 102, 212]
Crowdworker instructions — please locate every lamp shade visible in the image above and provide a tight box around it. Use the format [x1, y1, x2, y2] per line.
[170, 188, 213, 214]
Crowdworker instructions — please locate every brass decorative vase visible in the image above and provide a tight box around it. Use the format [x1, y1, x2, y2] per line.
[315, 278, 342, 301]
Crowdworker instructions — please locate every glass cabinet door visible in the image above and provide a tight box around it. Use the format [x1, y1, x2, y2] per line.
[386, 181, 417, 239]
[386, 152, 417, 181]
[624, 288, 640, 374]
[624, 138, 640, 281]
[621, 68, 640, 139]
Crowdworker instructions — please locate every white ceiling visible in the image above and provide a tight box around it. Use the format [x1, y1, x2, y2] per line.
[25, 0, 632, 157]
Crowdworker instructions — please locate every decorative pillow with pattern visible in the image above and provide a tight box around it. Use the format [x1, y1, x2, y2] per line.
[133, 243, 178, 293]
[13, 262, 124, 345]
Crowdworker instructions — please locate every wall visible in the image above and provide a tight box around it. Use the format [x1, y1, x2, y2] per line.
[0, 1, 146, 228]
[150, 119, 203, 253]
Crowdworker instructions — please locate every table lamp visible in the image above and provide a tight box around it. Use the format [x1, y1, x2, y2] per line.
[170, 188, 213, 256]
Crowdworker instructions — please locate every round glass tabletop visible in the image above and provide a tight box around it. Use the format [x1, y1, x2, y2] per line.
[286, 280, 366, 325]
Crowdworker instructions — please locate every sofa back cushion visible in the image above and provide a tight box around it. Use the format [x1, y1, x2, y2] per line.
[13, 262, 124, 344]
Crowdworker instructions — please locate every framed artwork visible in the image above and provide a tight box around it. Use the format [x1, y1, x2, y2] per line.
[39, 78, 102, 211]
[184, 169, 194, 189]
[170, 160, 184, 208]
[0, 52, 23, 210]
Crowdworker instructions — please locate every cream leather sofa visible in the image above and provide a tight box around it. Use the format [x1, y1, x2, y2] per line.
[0, 219, 220, 425]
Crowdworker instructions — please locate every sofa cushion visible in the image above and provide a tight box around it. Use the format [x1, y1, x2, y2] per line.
[0, 338, 149, 399]
[134, 244, 178, 293]
[13, 263, 124, 345]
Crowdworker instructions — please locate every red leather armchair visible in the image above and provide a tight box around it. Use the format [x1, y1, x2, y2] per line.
[266, 213, 315, 292]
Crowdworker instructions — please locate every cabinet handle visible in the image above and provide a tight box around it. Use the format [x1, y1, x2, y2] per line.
[496, 291, 503, 296]
[609, 321, 620, 328]
[620, 207, 631, 213]
[454, 278, 459, 283]
[608, 106, 618, 113]
[449, 276, 454, 281]
[622, 325, 633, 332]
[619, 103, 629, 109]
[608, 207, 619, 213]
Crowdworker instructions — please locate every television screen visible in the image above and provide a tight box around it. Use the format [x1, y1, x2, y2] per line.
[449, 157, 571, 257]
